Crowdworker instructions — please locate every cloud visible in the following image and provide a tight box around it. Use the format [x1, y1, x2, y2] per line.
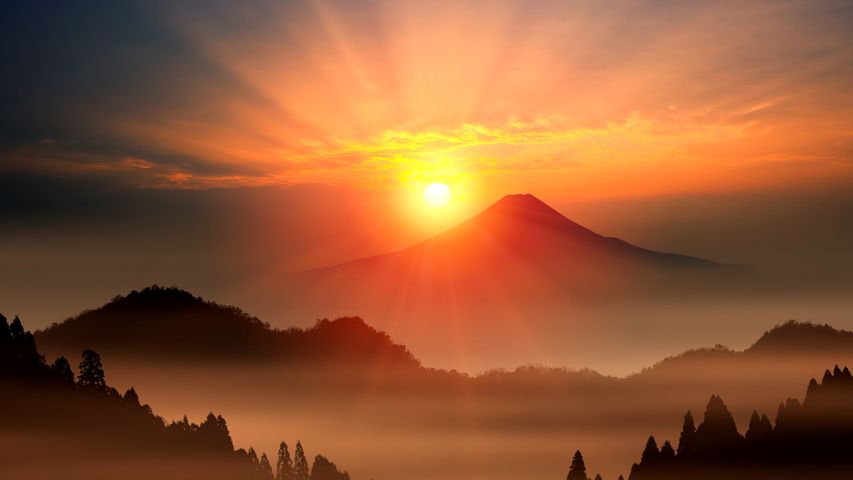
[0, 0, 851, 195]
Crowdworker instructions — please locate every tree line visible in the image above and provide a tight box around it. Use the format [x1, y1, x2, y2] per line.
[0, 313, 350, 480]
[566, 365, 853, 480]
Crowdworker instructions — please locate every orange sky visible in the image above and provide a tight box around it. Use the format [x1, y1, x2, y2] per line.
[5, 1, 852, 210]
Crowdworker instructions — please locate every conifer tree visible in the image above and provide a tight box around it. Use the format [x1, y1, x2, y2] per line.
[293, 441, 310, 480]
[677, 411, 695, 457]
[566, 450, 589, 480]
[123, 387, 141, 407]
[9, 316, 25, 340]
[276, 441, 294, 480]
[640, 436, 660, 465]
[77, 349, 107, 392]
[659, 440, 675, 461]
[260, 453, 273, 479]
[51, 356, 74, 383]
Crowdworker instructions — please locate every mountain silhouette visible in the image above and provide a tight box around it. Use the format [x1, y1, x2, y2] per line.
[312, 193, 719, 276]
[263, 193, 736, 363]
[35, 285, 419, 368]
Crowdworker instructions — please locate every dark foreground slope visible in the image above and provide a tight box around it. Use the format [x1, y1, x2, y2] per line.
[568, 366, 853, 480]
[0, 313, 351, 480]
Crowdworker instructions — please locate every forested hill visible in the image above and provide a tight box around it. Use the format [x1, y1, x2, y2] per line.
[35, 285, 420, 368]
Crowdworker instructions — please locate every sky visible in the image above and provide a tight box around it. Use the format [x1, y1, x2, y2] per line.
[1, 0, 852, 331]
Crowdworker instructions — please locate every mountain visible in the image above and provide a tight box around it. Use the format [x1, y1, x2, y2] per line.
[255, 193, 742, 371]
[320, 193, 719, 273]
[35, 285, 419, 368]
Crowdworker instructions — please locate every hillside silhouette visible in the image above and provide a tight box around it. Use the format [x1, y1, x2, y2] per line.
[23, 287, 853, 480]
[37, 287, 852, 381]
[631, 321, 853, 379]
[0, 313, 351, 480]
[565, 365, 853, 479]
[35, 285, 419, 367]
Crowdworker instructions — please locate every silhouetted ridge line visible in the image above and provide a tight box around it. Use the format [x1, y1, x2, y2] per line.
[747, 320, 853, 354]
[299, 193, 723, 279]
[35, 285, 419, 367]
[631, 321, 853, 378]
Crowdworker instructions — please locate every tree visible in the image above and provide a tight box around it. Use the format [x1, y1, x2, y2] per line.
[594, 475, 603, 480]
[276, 441, 293, 480]
[659, 440, 675, 461]
[77, 349, 107, 392]
[566, 450, 589, 480]
[248, 447, 260, 466]
[640, 436, 659, 465]
[676, 411, 695, 457]
[199, 412, 234, 451]
[293, 441, 310, 480]
[260, 453, 274, 479]
[51, 356, 75, 383]
[123, 387, 141, 407]
[310, 455, 350, 480]
[9, 316, 25, 340]
[0, 313, 9, 344]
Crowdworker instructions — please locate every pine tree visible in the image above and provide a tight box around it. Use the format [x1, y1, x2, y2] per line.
[566, 450, 589, 480]
[293, 441, 310, 480]
[659, 440, 675, 461]
[309, 455, 350, 480]
[260, 453, 274, 479]
[77, 349, 107, 392]
[123, 387, 141, 407]
[51, 356, 75, 383]
[9, 316, 25, 340]
[676, 411, 695, 457]
[594, 475, 603, 480]
[640, 436, 660, 465]
[276, 441, 294, 480]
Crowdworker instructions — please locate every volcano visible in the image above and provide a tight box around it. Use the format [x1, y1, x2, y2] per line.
[258, 194, 738, 370]
[272, 194, 729, 317]
[299, 193, 722, 292]
[318, 193, 718, 273]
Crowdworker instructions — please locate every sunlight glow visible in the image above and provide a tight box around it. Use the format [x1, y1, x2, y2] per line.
[423, 182, 451, 208]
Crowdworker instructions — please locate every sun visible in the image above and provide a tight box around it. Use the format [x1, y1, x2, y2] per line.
[423, 182, 451, 207]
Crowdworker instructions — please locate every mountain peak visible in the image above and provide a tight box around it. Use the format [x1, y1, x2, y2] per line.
[483, 193, 571, 222]
[492, 193, 560, 213]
